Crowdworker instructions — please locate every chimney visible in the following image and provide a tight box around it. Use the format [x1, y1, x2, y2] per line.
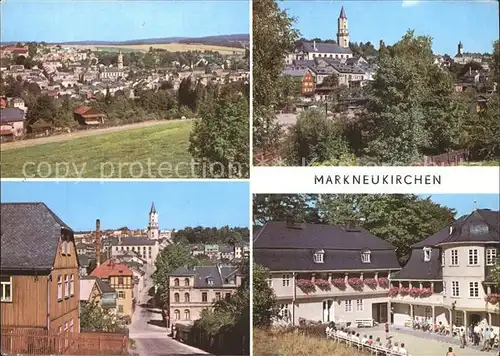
[473, 200, 478, 211]
[95, 219, 101, 267]
[313, 41, 316, 51]
[449, 226, 453, 235]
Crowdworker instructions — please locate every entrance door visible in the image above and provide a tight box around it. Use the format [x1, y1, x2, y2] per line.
[323, 300, 334, 323]
[380, 303, 388, 323]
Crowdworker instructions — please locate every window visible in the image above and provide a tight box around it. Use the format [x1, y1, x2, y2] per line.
[184, 293, 190, 303]
[174, 309, 180, 320]
[486, 248, 497, 266]
[345, 300, 352, 312]
[469, 282, 479, 297]
[118, 305, 124, 313]
[118, 291, 125, 299]
[454, 310, 464, 327]
[452, 281, 460, 297]
[61, 241, 67, 255]
[356, 299, 363, 311]
[266, 278, 272, 287]
[441, 252, 445, 267]
[174, 278, 179, 287]
[118, 277, 124, 285]
[64, 321, 68, 333]
[174, 293, 179, 303]
[279, 304, 290, 320]
[184, 278, 190, 287]
[451, 250, 459, 265]
[69, 319, 74, 333]
[66, 241, 71, 255]
[423, 247, 432, 262]
[57, 276, 63, 300]
[202, 292, 207, 302]
[282, 274, 290, 287]
[313, 250, 324, 263]
[184, 309, 190, 320]
[468, 249, 478, 265]
[0, 276, 12, 302]
[443, 281, 447, 296]
[215, 292, 221, 301]
[64, 275, 69, 298]
[225, 293, 231, 300]
[70, 274, 74, 296]
[361, 250, 371, 263]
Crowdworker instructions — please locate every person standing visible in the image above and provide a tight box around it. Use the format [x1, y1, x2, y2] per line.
[446, 346, 456, 356]
[385, 322, 389, 339]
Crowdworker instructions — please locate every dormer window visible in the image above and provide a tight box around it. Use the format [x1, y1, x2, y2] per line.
[361, 249, 371, 263]
[313, 250, 324, 264]
[423, 247, 432, 262]
[206, 277, 214, 286]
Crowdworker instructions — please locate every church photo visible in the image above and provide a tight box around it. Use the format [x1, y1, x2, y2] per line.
[253, 0, 499, 167]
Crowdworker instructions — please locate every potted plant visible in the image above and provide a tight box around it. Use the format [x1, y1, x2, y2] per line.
[378, 277, 389, 288]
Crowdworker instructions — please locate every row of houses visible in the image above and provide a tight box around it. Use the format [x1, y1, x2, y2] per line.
[191, 243, 250, 261]
[255, 209, 499, 333]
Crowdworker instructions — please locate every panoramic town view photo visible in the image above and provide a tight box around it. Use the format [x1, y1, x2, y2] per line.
[0, 1, 250, 178]
[253, 194, 499, 356]
[253, 0, 499, 166]
[0, 181, 250, 355]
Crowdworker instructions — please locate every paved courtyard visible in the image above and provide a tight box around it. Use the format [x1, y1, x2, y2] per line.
[350, 326, 497, 356]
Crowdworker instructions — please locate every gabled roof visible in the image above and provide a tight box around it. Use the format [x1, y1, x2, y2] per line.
[1, 108, 25, 123]
[391, 247, 442, 281]
[1, 203, 73, 271]
[90, 260, 133, 278]
[299, 42, 352, 55]
[74, 106, 92, 115]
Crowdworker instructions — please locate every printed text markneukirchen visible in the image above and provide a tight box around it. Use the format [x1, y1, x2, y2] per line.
[314, 174, 442, 185]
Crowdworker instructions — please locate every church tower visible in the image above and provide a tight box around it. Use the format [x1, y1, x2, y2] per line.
[117, 51, 124, 69]
[147, 202, 159, 240]
[337, 6, 349, 48]
[457, 41, 463, 56]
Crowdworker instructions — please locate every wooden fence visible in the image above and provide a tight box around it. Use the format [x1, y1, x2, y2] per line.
[421, 149, 470, 166]
[0, 327, 128, 355]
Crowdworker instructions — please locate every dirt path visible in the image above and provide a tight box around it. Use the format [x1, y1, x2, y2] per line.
[0, 119, 194, 151]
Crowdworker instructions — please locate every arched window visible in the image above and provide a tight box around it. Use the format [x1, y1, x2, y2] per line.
[174, 278, 179, 287]
[174, 309, 180, 320]
[184, 309, 190, 320]
[184, 293, 190, 303]
[184, 278, 190, 286]
[174, 293, 179, 303]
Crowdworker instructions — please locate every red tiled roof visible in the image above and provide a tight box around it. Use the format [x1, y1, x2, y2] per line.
[90, 260, 133, 278]
[74, 106, 92, 115]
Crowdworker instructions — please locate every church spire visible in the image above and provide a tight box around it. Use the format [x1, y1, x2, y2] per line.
[339, 6, 347, 19]
[150, 201, 157, 214]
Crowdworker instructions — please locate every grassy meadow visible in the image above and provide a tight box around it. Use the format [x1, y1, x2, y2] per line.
[79, 43, 245, 54]
[253, 329, 363, 356]
[1, 120, 195, 178]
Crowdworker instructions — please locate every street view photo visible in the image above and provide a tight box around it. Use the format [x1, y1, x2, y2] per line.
[253, 0, 499, 166]
[0, 181, 250, 355]
[0, 1, 250, 178]
[252, 194, 500, 356]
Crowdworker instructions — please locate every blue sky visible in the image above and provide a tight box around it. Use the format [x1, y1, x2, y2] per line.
[280, 0, 499, 55]
[0, 181, 250, 231]
[1, 1, 250, 42]
[419, 194, 499, 217]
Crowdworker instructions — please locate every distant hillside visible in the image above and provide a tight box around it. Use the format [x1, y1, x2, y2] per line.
[4, 34, 250, 49]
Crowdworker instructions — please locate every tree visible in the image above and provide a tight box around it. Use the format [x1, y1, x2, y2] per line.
[287, 109, 351, 166]
[321, 74, 339, 88]
[318, 194, 456, 262]
[491, 40, 500, 85]
[253, 194, 322, 226]
[26, 95, 58, 126]
[361, 30, 465, 164]
[189, 91, 249, 178]
[80, 301, 117, 332]
[253, 0, 299, 152]
[253, 264, 278, 328]
[152, 243, 197, 303]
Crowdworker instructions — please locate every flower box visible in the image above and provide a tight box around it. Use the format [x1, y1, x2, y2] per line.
[348, 277, 364, 290]
[297, 279, 316, 294]
[388, 287, 399, 297]
[378, 278, 389, 288]
[485, 293, 500, 305]
[331, 278, 346, 290]
[399, 287, 410, 296]
[364, 278, 378, 289]
[314, 279, 331, 290]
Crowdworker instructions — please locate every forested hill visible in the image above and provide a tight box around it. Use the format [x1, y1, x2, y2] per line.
[172, 226, 249, 245]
